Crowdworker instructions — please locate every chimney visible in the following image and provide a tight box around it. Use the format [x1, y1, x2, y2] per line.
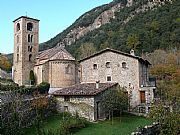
[130, 49, 135, 56]
[96, 80, 100, 89]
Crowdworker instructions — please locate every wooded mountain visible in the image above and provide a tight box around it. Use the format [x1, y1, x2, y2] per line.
[40, 0, 180, 59]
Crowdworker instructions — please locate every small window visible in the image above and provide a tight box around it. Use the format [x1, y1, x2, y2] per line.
[28, 46, 33, 52]
[29, 54, 32, 61]
[64, 96, 70, 101]
[64, 106, 68, 112]
[31, 35, 33, 42]
[65, 64, 72, 74]
[28, 34, 31, 42]
[106, 62, 110, 68]
[107, 76, 111, 81]
[16, 23, 20, 31]
[17, 54, 19, 62]
[27, 22, 33, 31]
[122, 62, 127, 68]
[93, 64, 97, 69]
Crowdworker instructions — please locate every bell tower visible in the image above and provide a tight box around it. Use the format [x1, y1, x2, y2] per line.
[13, 16, 39, 85]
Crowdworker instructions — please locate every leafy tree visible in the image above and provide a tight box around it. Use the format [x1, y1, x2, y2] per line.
[79, 42, 96, 59]
[149, 102, 180, 135]
[37, 82, 50, 94]
[126, 34, 140, 50]
[101, 87, 128, 121]
[31, 96, 49, 135]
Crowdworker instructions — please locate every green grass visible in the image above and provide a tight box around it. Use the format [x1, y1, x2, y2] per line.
[74, 114, 152, 135]
[24, 114, 152, 135]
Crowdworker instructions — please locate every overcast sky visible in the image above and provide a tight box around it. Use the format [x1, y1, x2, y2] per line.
[0, 0, 112, 54]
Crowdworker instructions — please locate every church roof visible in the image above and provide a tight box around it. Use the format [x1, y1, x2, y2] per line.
[52, 83, 118, 96]
[37, 46, 75, 62]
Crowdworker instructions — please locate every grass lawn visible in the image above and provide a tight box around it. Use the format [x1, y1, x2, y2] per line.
[24, 113, 152, 135]
[74, 114, 152, 135]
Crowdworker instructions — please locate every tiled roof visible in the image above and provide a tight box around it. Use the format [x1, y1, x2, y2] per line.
[52, 83, 118, 96]
[37, 46, 75, 63]
[13, 16, 40, 22]
[79, 48, 150, 65]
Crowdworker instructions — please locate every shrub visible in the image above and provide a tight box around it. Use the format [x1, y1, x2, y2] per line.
[37, 82, 50, 94]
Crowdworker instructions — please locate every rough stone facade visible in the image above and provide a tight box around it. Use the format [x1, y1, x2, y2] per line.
[53, 83, 118, 121]
[56, 96, 95, 121]
[79, 49, 155, 109]
[13, 16, 39, 85]
[34, 46, 77, 89]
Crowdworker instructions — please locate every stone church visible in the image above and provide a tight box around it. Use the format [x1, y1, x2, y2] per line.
[13, 16, 77, 89]
[13, 16, 156, 120]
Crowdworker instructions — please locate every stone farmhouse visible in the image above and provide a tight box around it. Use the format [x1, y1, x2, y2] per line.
[79, 48, 156, 109]
[53, 83, 118, 121]
[12, 16, 156, 120]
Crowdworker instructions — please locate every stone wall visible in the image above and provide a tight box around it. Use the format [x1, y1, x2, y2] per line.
[80, 51, 140, 107]
[56, 96, 95, 121]
[1, 94, 56, 128]
[49, 60, 76, 88]
[131, 122, 160, 135]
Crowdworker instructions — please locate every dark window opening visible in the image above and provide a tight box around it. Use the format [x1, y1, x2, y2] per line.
[16, 23, 20, 31]
[27, 22, 33, 31]
[28, 34, 31, 42]
[122, 62, 127, 68]
[28, 46, 33, 52]
[106, 62, 110, 68]
[31, 35, 33, 42]
[64, 96, 70, 101]
[93, 64, 97, 69]
[17, 54, 19, 62]
[65, 64, 72, 74]
[29, 54, 32, 61]
[107, 76, 111, 81]
[64, 106, 68, 112]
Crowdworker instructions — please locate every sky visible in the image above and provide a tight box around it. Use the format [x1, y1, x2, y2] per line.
[0, 0, 112, 54]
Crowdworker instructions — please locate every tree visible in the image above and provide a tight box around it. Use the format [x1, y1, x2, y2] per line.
[31, 96, 49, 135]
[37, 82, 50, 94]
[126, 34, 140, 50]
[29, 70, 36, 85]
[79, 42, 96, 59]
[101, 87, 128, 121]
[149, 102, 180, 135]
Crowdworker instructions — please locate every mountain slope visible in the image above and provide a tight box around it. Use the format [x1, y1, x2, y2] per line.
[30, 0, 180, 59]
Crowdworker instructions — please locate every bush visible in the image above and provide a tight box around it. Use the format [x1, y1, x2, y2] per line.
[37, 82, 50, 94]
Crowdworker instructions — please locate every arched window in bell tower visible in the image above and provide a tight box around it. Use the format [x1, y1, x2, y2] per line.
[27, 22, 33, 31]
[29, 54, 32, 61]
[28, 34, 31, 42]
[16, 23, 20, 31]
[31, 35, 33, 42]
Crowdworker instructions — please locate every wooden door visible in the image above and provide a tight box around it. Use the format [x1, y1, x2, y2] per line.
[140, 91, 145, 103]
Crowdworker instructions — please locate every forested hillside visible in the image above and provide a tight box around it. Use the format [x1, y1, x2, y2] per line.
[40, 0, 180, 59]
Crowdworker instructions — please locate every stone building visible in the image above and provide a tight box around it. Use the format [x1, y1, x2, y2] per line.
[34, 45, 77, 91]
[79, 48, 156, 112]
[13, 16, 76, 90]
[13, 16, 39, 85]
[12, 16, 155, 117]
[53, 82, 118, 121]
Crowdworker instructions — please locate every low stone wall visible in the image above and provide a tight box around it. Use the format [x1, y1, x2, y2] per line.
[131, 122, 160, 135]
[1, 94, 56, 128]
